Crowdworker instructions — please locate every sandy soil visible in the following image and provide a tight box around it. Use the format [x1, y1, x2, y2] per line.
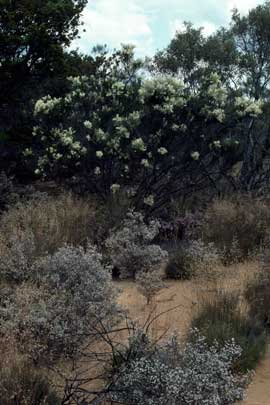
[242, 343, 270, 405]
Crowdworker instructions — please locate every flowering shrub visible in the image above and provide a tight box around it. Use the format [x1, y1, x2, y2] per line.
[165, 239, 220, 280]
[0, 245, 119, 360]
[26, 46, 263, 208]
[105, 210, 168, 278]
[110, 330, 248, 404]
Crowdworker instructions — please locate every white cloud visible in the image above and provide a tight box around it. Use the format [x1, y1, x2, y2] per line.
[74, 0, 264, 56]
[74, 0, 153, 56]
[227, 0, 262, 14]
[169, 18, 217, 38]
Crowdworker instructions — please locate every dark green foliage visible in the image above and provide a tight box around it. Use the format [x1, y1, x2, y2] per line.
[0, 0, 87, 177]
[191, 291, 267, 372]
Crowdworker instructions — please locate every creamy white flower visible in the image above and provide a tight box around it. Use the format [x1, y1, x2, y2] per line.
[144, 195, 155, 206]
[132, 138, 146, 152]
[191, 151, 200, 160]
[110, 184, 121, 194]
[157, 147, 168, 155]
[23, 148, 33, 157]
[141, 158, 150, 168]
[96, 151, 103, 158]
[84, 120, 92, 130]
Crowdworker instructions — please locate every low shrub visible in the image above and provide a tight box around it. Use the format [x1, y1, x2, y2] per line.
[0, 362, 60, 405]
[201, 196, 270, 263]
[0, 231, 37, 283]
[110, 328, 249, 404]
[165, 239, 220, 280]
[136, 270, 165, 304]
[0, 245, 119, 361]
[191, 290, 266, 372]
[105, 210, 168, 278]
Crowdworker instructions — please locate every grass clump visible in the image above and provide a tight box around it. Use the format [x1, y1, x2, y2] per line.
[191, 290, 266, 372]
[245, 252, 270, 328]
[0, 193, 98, 256]
[0, 362, 60, 405]
[201, 196, 270, 263]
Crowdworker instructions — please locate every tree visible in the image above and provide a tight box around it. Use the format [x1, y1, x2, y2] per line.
[28, 44, 263, 207]
[153, 22, 206, 89]
[0, 0, 87, 176]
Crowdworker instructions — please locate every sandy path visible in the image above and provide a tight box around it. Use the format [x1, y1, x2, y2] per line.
[242, 344, 270, 405]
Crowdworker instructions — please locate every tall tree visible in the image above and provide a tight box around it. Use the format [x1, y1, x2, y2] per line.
[0, 0, 87, 175]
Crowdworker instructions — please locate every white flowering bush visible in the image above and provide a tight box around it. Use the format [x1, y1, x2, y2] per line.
[105, 210, 168, 278]
[110, 330, 248, 405]
[26, 46, 262, 208]
[165, 239, 221, 280]
[0, 245, 119, 360]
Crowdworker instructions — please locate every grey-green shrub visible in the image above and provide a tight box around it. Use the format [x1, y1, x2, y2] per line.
[110, 329, 248, 405]
[105, 210, 168, 278]
[0, 230, 37, 283]
[136, 270, 165, 304]
[165, 239, 220, 280]
[0, 245, 119, 360]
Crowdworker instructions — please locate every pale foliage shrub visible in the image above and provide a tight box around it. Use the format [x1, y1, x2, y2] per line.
[0, 193, 98, 256]
[0, 245, 119, 360]
[0, 230, 37, 282]
[201, 196, 270, 262]
[136, 270, 165, 304]
[110, 330, 248, 405]
[165, 239, 220, 280]
[105, 210, 168, 278]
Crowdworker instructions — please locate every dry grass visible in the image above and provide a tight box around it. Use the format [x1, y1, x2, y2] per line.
[116, 261, 259, 339]
[0, 193, 98, 256]
[201, 196, 270, 261]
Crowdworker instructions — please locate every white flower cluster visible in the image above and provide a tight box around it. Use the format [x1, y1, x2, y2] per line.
[235, 96, 263, 117]
[132, 137, 146, 152]
[34, 95, 61, 115]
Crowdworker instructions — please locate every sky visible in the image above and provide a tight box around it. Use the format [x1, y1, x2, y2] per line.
[73, 0, 265, 57]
